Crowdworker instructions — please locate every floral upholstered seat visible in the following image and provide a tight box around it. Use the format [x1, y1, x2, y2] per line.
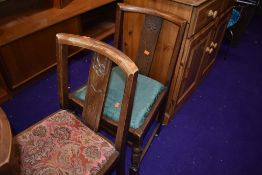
[13, 110, 117, 175]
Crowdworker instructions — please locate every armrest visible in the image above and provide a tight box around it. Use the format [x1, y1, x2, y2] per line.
[56, 33, 138, 76]
[0, 108, 13, 173]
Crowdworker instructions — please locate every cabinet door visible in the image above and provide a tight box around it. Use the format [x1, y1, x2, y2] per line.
[201, 12, 231, 76]
[174, 28, 213, 107]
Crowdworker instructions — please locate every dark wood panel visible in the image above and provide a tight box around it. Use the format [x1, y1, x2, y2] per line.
[0, 17, 81, 89]
[136, 15, 163, 76]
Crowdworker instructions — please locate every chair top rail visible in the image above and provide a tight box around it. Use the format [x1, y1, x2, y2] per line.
[118, 3, 187, 26]
[56, 33, 138, 76]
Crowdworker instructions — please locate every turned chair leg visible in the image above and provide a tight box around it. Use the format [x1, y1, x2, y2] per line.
[129, 146, 142, 175]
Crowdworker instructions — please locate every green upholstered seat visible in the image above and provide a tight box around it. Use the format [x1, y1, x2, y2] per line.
[73, 66, 164, 129]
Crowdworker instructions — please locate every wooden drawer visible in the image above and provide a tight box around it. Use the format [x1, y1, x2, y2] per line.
[189, 0, 221, 37]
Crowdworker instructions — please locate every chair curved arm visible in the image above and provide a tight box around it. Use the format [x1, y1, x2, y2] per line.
[0, 108, 12, 172]
[56, 33, 138, 76]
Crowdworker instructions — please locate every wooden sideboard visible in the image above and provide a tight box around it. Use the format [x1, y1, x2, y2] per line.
[0, 0, 116, 103]
[124, 0, 234, 124]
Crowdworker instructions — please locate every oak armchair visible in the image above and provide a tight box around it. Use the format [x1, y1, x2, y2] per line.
[70, 3, 187, 175]
[0, 34, 138, 175]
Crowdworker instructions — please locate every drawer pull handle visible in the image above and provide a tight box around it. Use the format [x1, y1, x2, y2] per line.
[208, 10, 218, 19]
[206, 47, 213, 54]
[211, 42, 218, 49]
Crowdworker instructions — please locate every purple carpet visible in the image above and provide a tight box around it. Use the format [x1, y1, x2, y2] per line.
[1, 15, 262, 175]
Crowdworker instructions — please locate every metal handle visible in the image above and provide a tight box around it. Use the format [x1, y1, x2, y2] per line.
[208, 10, 218, 19]
[206, 47, 213, 54]
[210, 42, 218, 49]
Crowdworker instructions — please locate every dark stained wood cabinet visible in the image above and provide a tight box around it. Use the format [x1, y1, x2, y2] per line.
[124, 0, 234, 124]
[0, 0, 116, 103]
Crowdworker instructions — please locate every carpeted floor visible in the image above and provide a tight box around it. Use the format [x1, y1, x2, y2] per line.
[1, 14, 262, 175]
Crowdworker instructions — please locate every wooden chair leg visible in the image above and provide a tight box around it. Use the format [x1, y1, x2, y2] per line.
[129, 146, 142, 175]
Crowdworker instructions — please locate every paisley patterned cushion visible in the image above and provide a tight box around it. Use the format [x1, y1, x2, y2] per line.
[14, 110, 116, 175]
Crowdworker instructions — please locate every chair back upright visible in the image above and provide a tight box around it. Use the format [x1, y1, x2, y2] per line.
[115, 3, 187, 89]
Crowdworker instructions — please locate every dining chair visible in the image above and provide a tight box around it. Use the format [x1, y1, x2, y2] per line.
[0, 33, 138, 175]
[69, 3, 187, 175]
